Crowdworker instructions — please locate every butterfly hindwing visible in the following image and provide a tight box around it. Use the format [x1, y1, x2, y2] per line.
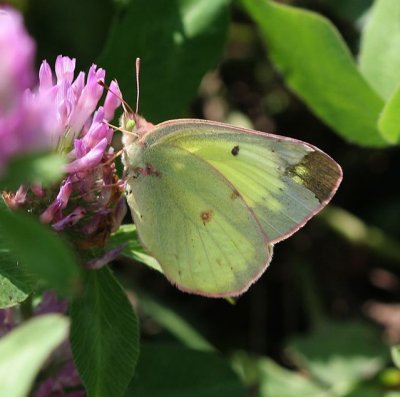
[125, 142, 271, 297]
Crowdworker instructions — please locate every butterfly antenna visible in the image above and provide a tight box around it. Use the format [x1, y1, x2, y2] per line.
[135, 57, 141, 115]
[97, 80, 135, 116]
[103, 120, 138, 137]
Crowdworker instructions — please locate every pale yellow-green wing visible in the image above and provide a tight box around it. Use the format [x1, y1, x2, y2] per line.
[138, 119, 342, 243]
[124, 119, 342, 297]
[125, 143, 272, 297]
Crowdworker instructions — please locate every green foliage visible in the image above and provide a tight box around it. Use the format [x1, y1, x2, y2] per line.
[0, 201, 32, 308]
[289, 321, 387, 396]
[359, 0, 400, 143]
[256, 357, 329, 397]
[138, 292, 215, 352]
[232, 326, 387, 397]
[125, 344, 245, 397]
[0, 314, 69, 397]
[0, 250, 32, 308]
[378, 87, 400, 143]
[237, 0, 400, 147]
[391, 345, 400, 369]
[0, 152, 65, 190]
[107, 224, 162, 273]
[239, 0, 386, 147]
[319, 0, 373, 21]
[0, 207, 81, 297]
[70, 267, 139, 397]
[359, 0, 400, 100]
[99, 0, 229, 122]
[25, 0, 114, 70]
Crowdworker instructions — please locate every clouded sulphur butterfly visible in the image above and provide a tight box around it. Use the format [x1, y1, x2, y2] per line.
[120, 64, 342, 298]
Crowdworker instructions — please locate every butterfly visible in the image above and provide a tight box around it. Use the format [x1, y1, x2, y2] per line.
[119, 62, 342, 298]
[120, 113, 342, 298]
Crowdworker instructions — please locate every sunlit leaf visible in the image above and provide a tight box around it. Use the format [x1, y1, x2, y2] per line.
[0, 249, 32, 308]
[257, 357, 328, 397]
[359, 0, 400, 100]
[378, 86, 400, 143]
[289, 321, 387, 396]
[0, 314, 69, 397]
[240, 0, 386, 147]
[391, 345, 400, 369]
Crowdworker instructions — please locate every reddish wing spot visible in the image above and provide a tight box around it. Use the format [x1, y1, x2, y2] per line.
[200, 209, 213, 225]
[135, 162, 161, 177]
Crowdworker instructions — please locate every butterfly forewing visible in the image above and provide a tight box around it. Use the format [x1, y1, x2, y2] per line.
[149, 119, 342, 243]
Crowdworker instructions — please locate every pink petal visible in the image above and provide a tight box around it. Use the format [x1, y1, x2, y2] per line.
[40, 180, 73, 223]
[104, 80, 121, 120]
[0, 8, 35, 107]
[52, 207, 86, 231]
[64, 137, 107, 173]
[39, 60, 53, 93]
[55, 55, 76, 85]
[68, 65, 105, 132]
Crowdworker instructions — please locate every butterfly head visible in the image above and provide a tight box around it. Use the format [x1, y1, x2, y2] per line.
[120, 57, 154, 145]
[120, 110, 154, 147]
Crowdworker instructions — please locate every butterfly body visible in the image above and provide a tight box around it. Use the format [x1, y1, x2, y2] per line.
[122, 118, 342, 297]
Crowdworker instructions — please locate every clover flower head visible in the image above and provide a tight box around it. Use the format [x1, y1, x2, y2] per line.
[1, 8, 126, 263]
[0, 8, 129, 396]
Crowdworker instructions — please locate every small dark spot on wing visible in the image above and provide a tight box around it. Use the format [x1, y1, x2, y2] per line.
[231, 189, 240, 200]
[231, 145, 240, 156]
